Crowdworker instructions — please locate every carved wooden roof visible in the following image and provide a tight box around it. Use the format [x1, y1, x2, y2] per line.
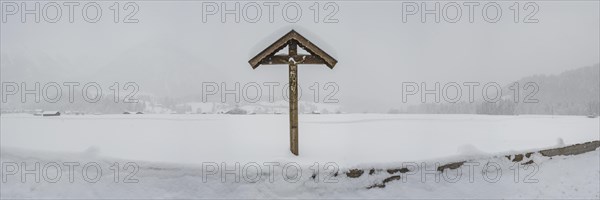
[249, 30, 338, 69]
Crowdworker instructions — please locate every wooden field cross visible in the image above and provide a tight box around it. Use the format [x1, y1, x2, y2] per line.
[249, 30, 338, 156]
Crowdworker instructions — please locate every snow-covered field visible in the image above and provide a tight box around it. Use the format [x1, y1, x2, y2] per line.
[2, 114, 598, 165]
[1, 114, 599, 198]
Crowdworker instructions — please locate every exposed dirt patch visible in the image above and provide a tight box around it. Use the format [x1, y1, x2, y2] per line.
[387, 168, 410, 174]
[513, 154, 524, 162]
[346, 169, 364, 178]
[383, 175, 401, 184]
[522, 160, 534, 165]
[525, 152, 534, 158]
[365, 140, 599, 190]
[367, 175, 401, 189]
[437, 161, 466, 172]
[539, 141, 600, 157]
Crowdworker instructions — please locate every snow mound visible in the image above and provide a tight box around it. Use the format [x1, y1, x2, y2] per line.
[1, 147, 598, 199]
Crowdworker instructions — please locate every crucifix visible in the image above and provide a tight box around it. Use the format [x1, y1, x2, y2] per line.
[249, 30, 338, 156]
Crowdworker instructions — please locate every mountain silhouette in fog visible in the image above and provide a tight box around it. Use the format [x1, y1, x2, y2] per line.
[506, 64, 599, 115]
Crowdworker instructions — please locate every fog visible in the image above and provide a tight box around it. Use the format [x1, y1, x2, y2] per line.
[1, 1, 599, 112]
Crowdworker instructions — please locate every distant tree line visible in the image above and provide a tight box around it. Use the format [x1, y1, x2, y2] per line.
[392, 64, 599, 116]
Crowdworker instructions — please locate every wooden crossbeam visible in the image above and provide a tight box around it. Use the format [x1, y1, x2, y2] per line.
[260, 55, 326, 65]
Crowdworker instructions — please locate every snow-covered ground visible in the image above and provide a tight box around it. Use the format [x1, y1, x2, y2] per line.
[1, 114, 598, 166]
[1, 143, 599, 199]
[1, 114, 599, 198]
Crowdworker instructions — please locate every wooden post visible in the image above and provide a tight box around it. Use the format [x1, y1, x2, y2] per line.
[288, 40, 299, 155]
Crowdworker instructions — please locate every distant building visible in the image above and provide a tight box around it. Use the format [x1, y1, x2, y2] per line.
[226, 107, 247, 115]
[42, 111, 61, 117]
[123, 111, 144, 114]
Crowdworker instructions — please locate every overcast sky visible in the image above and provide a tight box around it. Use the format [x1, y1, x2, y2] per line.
[1, 1, 599, 112]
